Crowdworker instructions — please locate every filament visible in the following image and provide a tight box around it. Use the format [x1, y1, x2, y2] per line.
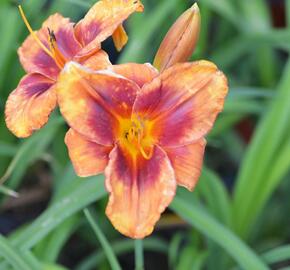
[18, 5, 54, 59]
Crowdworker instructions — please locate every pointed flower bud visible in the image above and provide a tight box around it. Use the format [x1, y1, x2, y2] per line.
[153, 3, 200, 72]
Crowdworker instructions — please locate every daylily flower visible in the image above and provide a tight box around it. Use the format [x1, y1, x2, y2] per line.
[5, 0, 144, 138]
[55, 2, 228, 238]
[56, 58, 228, 238]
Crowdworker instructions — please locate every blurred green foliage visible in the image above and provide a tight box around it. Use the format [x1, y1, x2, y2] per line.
[0, 0, 290, 269]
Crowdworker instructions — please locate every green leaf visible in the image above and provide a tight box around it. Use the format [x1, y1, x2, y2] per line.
[197, 168, 231, 226]
[176, 245, 196, 270]
[170, 189, 269, 270]
[59, 0, 90, 9]
[118, 0, 180, 63]
[176, 244, 207, 270]
[262, 245, 290, 264]
[0, 116, 63, 189]
[0, 235, 31, 270]
[200, 0, 240, 29]
[228, 87, 274, 99]
[42, 263, 69, 270]
[9, 176, 106, 250]
[287, 0, 290, 26]
[248, 29, 290, 52]
[84, 208, 122, 270]
[33, 165, 82, 262]
[239, 0, 277, 86]
[21, 250, 42, 270]
[75, 238, 167, 270]
[191, 251, 208, 270]
[233, 59, 290, 239]
[0, 6, 20, 89]
[0, 141, 17, 157]
[0, 185, 19, 198]
[35, 215, 80, 263]
[209, 114, 243, 137]
[210, 36, 252, 69]
[168, 233, 184, 269]
[224, 99, 265, 115]
[238, 0, 271, 31]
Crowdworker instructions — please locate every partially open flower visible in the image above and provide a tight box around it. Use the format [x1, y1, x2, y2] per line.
[5, 0, 143, 138]
[153, 3, 200, 72]
[57, 60, 228, 238]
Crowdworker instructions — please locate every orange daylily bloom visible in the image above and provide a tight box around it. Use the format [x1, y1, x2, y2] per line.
[56, 3, 228, 238]
[56, 58, 228, 238]
[5, 0, 143, 138]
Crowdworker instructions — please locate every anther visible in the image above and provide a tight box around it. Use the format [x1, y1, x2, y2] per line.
[48, 28, 56, 44]
[125, 132, 129, 139]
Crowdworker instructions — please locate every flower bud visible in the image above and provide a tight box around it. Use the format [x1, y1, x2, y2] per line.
[153, 3, 200, 72]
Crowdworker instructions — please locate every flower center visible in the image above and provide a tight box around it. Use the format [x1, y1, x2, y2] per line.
[19, 5, 67, 69]
[118, 117, 154, 160]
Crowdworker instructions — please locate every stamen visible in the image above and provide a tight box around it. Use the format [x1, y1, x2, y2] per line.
[48, 28, 67, 68]
[126, 126, 153, 160]
[18, 5, 54, 59]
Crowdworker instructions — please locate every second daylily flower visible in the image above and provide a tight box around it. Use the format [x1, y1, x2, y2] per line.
[5, 0, 143, 138]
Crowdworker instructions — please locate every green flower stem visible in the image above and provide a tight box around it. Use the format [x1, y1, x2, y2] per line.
[84, 208, 121, 270]
[135, 239, 144, 270]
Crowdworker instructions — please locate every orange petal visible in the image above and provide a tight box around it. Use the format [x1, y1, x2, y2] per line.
[65, 129, 112, 177]
[74, 0, 144, 58]
[111, 63, 158, 88]
[133, 61, 228, 147]
[112, 25, 128, 52]
[5, 73, 56, 138]
[153, 3, 200, 72]
[105, 145, 176, 238]
[57, 62, 139, 146]
[19, 13, 81, 79]
[81, 50, 112, 70]
[164, 139, 206, 191]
